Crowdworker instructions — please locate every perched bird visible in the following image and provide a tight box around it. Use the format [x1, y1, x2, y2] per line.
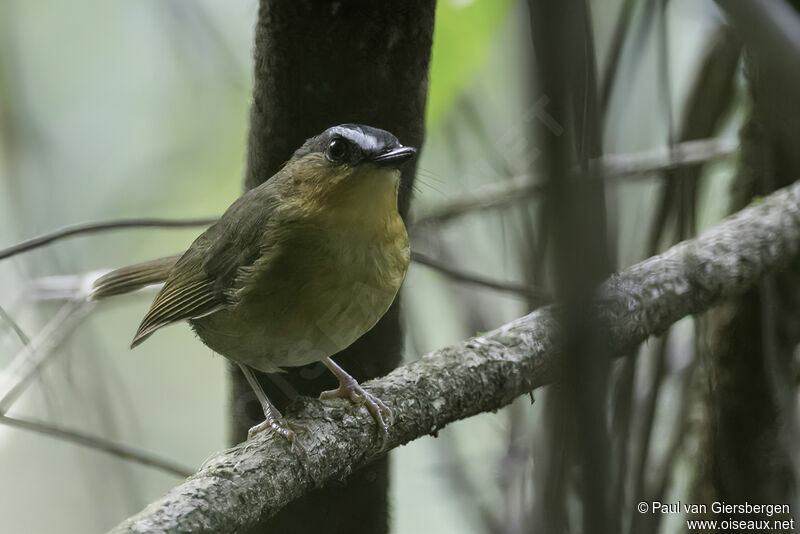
[92, 124, 416, 447]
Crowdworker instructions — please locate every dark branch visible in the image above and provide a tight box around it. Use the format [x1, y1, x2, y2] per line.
[410, 251, 551, 303]
[0, 413, 192, 478]
[0, 217, 218, 261]
[411, 137, 738, 226]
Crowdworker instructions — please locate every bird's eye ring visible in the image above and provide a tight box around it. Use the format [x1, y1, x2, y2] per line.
[327, 137, 348, 163]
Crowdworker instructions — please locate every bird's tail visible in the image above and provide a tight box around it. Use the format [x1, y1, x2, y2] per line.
[91, 253, 182, 299]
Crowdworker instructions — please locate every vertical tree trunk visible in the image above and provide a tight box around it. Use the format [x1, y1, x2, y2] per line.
[527, 2, 612, 533]
[699, 1, 800, 519]
[231, 2, 435, 533]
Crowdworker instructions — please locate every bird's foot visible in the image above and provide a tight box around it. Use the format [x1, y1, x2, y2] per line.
[320, 377, 392, 449]
[247, 416, 308, 456]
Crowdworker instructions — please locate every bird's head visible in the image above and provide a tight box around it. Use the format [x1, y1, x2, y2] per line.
[281, 124, 417, 217]
[292, 124, 417, 170]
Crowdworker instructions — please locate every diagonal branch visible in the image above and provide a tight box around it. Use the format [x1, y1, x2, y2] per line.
[0, 299, 96, 414]
[109, 179, 800, 534]
[0, 303, 31, 346]
[0, 217, 218, 261]
[410, 251, 551, 303]
[411, 137, 738, 226]
[0, 413, 192, 478]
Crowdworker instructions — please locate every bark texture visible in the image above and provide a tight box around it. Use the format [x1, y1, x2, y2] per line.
[701, 0, 800, 516]
[232, 2, 435, 533]
[109, 179, 800, 534]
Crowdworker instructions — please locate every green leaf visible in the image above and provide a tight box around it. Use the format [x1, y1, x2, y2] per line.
[426, 0, 514, 129]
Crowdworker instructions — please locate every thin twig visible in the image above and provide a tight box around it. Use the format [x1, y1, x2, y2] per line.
[604, 137, 737, 178]
[412, 174, 549, 228]
[412, 137, 739, 226]
[0, 413, 192, 478]
[645, 25, 740, 257]
[0, 298, 192, 478]
[0, 302, 30, 346]
[410, 251, 551, 303]
[0, 300, 95, 414]
[0, 217, 217, 261]
[28, 271, 127, 301]
[599, 0, 638, 119]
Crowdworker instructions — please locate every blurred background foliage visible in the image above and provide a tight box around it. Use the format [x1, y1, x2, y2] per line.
[0, 0, 773, 532]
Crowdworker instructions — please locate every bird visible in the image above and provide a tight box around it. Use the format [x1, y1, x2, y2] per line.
[92, 124, 416, 448]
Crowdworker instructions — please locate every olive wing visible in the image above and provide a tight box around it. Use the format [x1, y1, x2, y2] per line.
[130, 183, 282, 348]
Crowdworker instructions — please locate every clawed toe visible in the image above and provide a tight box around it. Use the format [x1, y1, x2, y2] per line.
[370, 395, 393, 423]
[364, 394, 391, 450]
[320, 381, 392, 449]
[239, 363, 307, 455]
[247, 420, 271, 440]
[247, 419, 308, 456]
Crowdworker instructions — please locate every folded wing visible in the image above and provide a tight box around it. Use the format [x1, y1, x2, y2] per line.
[130, 241, 225, 348]
[130, 181, 283, 348]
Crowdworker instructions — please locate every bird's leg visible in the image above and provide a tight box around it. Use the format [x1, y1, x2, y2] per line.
[238, 364, 305, 452]
[319, 357, 392, 447]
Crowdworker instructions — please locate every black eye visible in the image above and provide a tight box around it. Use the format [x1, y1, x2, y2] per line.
[327, 137, 348, 163]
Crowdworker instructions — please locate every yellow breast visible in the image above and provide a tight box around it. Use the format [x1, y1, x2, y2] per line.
[195, 164, 411, 371]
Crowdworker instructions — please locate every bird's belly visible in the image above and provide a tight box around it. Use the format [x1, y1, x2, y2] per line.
[190, 244, 408, 372]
